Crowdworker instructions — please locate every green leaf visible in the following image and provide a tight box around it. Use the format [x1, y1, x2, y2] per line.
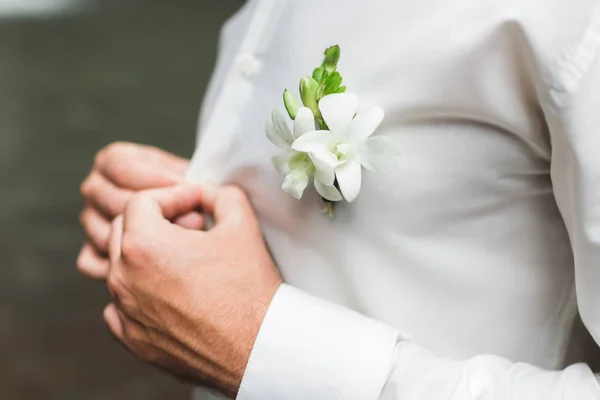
[299, 76, 321, 118]
[283, 89, 302, 120]
[322, 45, 341, 74]
[312, 67, 325, 82]
[324, 72, 342, 94]
[335, 85, 347, 93]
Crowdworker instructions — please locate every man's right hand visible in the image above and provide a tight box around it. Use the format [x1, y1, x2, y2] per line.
[77, 142, 203, 280]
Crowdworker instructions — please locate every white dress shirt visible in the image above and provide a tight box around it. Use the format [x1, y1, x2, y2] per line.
[187, 0, 600, 398]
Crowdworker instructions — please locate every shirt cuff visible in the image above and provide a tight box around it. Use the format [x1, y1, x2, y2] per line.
[236, 284, 401, 400]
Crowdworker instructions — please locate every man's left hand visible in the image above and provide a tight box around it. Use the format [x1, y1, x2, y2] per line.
[104, 184, 282, 398]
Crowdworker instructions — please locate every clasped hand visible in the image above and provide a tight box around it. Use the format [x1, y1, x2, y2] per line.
[77, 143, 282, 397]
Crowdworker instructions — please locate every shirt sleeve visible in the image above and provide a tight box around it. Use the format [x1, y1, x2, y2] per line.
[237, 284, 600, 400]
[236, 12, 600, 400]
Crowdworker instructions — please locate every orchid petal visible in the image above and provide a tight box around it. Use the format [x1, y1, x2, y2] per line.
[291, 130, 333, 153]
[282, 170, 309, 200]
[310, 149, 337, 186]
[314, 179, 343, 202]
[309, 147, 341, 167]
[355, 136, 399, 175]
[318, 93, 358, 138]
[266, 108, 294, 149]
[349, 106, 384, 143]
[271, 151, 294, 174]
[336, 159, 362, 202]
[294, 107, 317, 138]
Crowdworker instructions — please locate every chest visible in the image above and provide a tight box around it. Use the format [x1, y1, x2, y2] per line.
[186, 0, 580, 368]
[189, 0, 550, 239]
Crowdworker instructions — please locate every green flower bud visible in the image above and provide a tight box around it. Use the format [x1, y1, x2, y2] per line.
[299, 76, 321, 118]
[316, 82, 325, 99]
[322, 45, 341, 74]
[322, 200, 336, 219]
[283, 89, 302, 120]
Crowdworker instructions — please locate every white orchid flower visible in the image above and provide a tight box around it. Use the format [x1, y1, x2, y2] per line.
[291, 93, 397, 202]
[266, 107, 336, 199]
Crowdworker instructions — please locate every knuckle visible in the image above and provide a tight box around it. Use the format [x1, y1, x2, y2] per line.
[80, 177, 93, 198]
[122, 327, 157, 362]
[93, 149, 104, 167]
[78, 208, 88, 226]
[96, 142, 137, 177]
[94, 144, 114, 167]
[120, 230, 148, 263]
[112, 158, 135, 181]
[76, 245, 108, 278]
[99, 141, 130, 162]
[123, 322, 143, 343]
[79, 208, 98, 230]
[76, 252, 89, 274]
[76, 263, 88, 276]
[107, 272, 125, 298]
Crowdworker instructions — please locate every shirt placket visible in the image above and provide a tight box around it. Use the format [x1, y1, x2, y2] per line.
[187, 0, 286, 185]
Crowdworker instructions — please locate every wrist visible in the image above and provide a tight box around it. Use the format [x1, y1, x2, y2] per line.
[220, 280, 283, 397]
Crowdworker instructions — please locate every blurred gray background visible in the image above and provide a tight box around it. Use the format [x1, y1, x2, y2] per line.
[0, 1, 242, 398]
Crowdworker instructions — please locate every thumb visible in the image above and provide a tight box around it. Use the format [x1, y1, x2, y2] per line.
[123, 184, 216, 231]
[214, 186, 258, 229]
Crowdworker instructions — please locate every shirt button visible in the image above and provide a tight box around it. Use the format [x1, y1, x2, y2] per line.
[236, 53, 261, 78]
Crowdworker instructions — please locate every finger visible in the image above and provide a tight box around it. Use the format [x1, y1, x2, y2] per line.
[141, 145, 189, 176]
[173, 211, 205, 230]
[123, 184, 216, 231]
[214, 186, 258, 228]
[79, 207, 111, 253]
[108, 215, 124, 265]
[96, 143, 185, 190]
[104, 303, 157, 363]
[104, 303, 125, 341]
[77, 243, 109, 280]
[81, 172, 133, 218]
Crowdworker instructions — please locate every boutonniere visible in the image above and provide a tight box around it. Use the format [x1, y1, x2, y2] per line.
[266, 45, 398, 217]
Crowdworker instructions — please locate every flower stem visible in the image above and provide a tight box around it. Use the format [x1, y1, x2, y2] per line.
[322, 200, 335, 219]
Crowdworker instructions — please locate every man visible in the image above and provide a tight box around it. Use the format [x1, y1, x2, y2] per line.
[78, 0, 600, 399]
